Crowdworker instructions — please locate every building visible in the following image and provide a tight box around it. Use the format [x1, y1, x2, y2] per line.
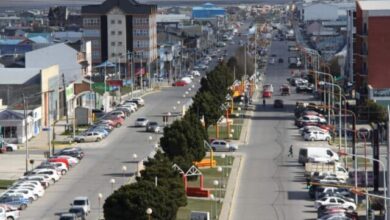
[192, 3, 225, 20]
[354, 1, 390, 105]
[81, 0, 157, 67]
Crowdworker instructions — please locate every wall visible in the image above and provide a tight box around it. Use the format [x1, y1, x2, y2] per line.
[367, 16, 390, 89]
[107, 7, 127, 63]
[40, 65, 59, 127]
[304, 4, 338, 21]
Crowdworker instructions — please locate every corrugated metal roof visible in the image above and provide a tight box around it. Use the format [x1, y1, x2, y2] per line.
[0, 68, 40, 84]
[0, 109, 24, 120]
[0, 39, 22, 45]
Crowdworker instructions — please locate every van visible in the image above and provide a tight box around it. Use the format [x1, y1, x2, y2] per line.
[298, 147, 339, 165]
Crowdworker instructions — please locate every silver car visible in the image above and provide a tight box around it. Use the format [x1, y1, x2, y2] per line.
[210, 140, 238, 152]
[134, 117, 148, 127]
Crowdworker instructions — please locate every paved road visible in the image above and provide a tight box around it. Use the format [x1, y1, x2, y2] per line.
[230, 36, 320, 219]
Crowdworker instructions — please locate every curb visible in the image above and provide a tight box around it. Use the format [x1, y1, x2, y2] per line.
[219, 155, 243, 220]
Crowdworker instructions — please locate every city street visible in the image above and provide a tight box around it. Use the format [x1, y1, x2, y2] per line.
[18, 22, 250, 220]
[231, 38, 320, 219]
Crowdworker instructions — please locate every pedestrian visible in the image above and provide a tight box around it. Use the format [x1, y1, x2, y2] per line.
[263, 99, 266, 107]
[288, 145, 293, 157]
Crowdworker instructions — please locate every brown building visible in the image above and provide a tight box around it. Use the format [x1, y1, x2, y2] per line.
[354, 1, 390, 104]
[81, 0, 157, 66]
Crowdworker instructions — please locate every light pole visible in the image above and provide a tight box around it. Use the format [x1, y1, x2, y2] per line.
[98, 193, 103, 220]
[146, 208, 152, 220]
[221, 154, 226, 186]
[231, 129, 235, 140]
[210, 194, 214, 220]
[122, 165, 127, 184]
[217, 166, 223, 192]
[133, 153, 139, 177]
[213, 180, 219, 219]
[110, 178, 115, 193]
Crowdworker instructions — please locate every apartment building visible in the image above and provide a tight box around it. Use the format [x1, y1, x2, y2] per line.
[354, 1, 390, 105]
[81, 0, 157, 66]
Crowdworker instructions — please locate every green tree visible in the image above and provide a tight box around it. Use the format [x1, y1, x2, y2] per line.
[139, 151, 187, 208]
[363, 100, 388, 123]
[103, 181, 177, 220]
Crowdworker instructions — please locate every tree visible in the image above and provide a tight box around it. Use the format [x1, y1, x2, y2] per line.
[139, 151, 187, 208]
[104, 181, 177, 220]
[363, 100, 388, 123]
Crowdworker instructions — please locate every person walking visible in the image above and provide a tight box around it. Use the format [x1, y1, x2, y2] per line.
[263, 99, 266, 107]
[288, 145, 293, 157]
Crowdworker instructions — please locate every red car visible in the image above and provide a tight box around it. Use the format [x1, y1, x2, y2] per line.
[262, 90, 272, 98]
[48, 158, 69, 169]
[100, 116, 124, 128]
[172, 81, 188, 87]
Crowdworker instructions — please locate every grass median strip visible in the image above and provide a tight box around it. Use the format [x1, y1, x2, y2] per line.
[0, 179, 15, 189]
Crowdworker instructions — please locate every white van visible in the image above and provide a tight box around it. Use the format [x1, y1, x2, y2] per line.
[298, 147, 339, 165]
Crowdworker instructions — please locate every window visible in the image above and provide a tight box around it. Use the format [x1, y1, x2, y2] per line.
[118, 53, 122, 57]
[111, 31, 115, 35]
[329, 198, 336, 203]
[111, 53, 116, 57]
[111, 42, 115, 46]
[118, 42, 122, 46]
[118, 20, 122, 24]
[111, 20, 115, 24]
[118, 31, 122, 35]
[1, 126, 17, 138]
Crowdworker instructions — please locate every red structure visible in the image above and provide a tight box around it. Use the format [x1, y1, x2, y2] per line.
[174, 165, 210, 197]
[354, 1, 390, 103]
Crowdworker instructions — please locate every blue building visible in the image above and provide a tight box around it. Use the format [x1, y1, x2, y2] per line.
[192, 3, 225, 19]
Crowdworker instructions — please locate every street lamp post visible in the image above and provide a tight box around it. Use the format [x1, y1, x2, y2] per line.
[146, 208, 152, 220]
[122, 165, 127, 184]
[213, 180, 219, 219]
[110, 178, 115, 193]
[210, 194, 214, 220]
[133, 153, 139, 177]
[98, 193, 103, 220]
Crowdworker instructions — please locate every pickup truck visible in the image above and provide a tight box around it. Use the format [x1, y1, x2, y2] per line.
[305, 162, 349, 181]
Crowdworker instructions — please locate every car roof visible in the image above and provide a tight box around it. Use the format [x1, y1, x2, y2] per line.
[74, 196, 88, 200]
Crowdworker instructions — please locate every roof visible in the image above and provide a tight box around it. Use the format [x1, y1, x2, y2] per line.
[358, 1, 390, 11]
[0, 39, 22, 45]
[0, 68, 41, 84]
[0, 109, 24, 120]
[82, 0, 156, 15]
[28, 36, 50, 44]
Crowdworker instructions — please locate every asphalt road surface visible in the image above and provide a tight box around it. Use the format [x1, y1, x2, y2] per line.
[230, 37, 320, 220]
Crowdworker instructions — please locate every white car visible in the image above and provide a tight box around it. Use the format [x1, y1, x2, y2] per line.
[314, 196, 356, 210]
[210, 140, 238, 152]
[135, 117, 148, 127]
[318, 175, 346, 185]
[304, 130, 331, 141]
[19, 175, 51, 188]
[71, 197, 91, 214]
[74, 132, 104, 143]
[299, 126, 327, 136]
[121, 102, 138, 112]
[12, 184, 45, 198]
[31, 169, 61, 182]
[130, 97, 145, 106]
[0, 205, 20, 220]
[0, 141, 18, 152]
[191, 70, 201, 77]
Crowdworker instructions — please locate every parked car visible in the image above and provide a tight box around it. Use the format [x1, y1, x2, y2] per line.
[18, 176, 50, 188]
[108, 110, 126, 119]
[304, 130, 331, 141]
[1, 191, 36, 203]
[74, 132, 104, 143]
[70, 197, 90, 215]
[50, 156, 79, 167]
[30, 168, 61, 183]
[315, 196, 356, 210]
[210, 140, 238, 152]
[145, 122, 161, 133]
[115, 107, 131, 117]
[135, 117, 149, 127]
[48, 158, 70, 170]
[273, 99, 284, 108]
[0, 141, 17, 152]
[37, 162, 68, 175]
[0, 204, 20, 220]
[191, 70, 201, 77]
[298, 147, 339, 165]
[0, 196, 30, 210]
[101, 116, 124, 128]
[129, 97, 145, 106]
[172, 80, 188, 87]
[0, 207, 5, 220]
[55, 147, 84, 160]
[68, 207, 86, 220]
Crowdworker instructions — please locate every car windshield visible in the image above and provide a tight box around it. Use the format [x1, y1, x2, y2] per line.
[149, 122, 157, 125]
[137, 118, 146, 121]
[73, 200, 86, 205]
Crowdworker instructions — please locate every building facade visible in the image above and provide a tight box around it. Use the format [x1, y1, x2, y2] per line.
[81, 0, 157, 66]
[354, 1, 390, 105]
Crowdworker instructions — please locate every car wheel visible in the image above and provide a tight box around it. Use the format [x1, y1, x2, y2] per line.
[29, 197, 34, 203]
[20, 204, 27, 210]
[80, 139, 85, 143]
[116, 124, 121, 128]
[96, 137, 102, 142]
[61, 169, 67, 175]
[6, 147, 13, 152]
[50, 178, 55, 184]
[348, 206, 354, 210]
[326, 137, 330, 141]
[7, 216, 14, 220]
[34, 194, 39, 198]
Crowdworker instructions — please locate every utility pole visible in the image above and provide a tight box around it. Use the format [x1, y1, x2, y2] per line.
[62, 73, 69, 126]
[22, 94, 29, 172]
